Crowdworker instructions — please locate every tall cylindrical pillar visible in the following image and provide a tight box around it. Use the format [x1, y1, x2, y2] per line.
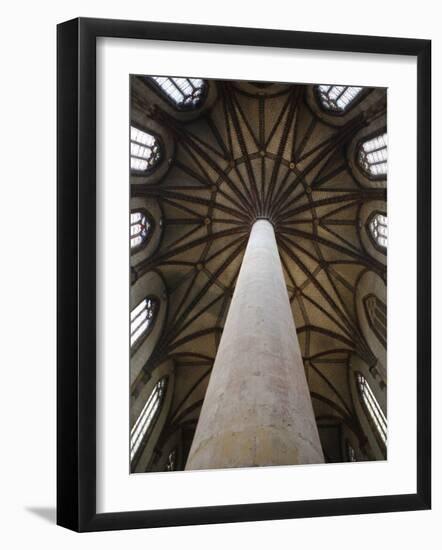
[185, 220, 324, 470]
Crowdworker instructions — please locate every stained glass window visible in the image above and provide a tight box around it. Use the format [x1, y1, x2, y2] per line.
[130, 297, 158, 348]
[131, 126, 161, 172]
[130, 377, 167, 461]
[356, 373, 387, 445]
[368, 213, 388, 249]
[130, 210, 152, 251]
[150, 77, 206, 110]
[317, 85, 363, 112]
[359, 133, 388, 177]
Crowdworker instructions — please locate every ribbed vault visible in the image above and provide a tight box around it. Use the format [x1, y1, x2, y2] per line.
[130, 79, 387, 470]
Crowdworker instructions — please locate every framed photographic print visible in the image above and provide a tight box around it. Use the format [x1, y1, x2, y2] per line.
[57, 17, 431, 532]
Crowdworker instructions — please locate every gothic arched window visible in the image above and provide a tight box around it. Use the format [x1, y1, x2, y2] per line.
[368, 212, 388, 250]
[363, 294, 387, 348]
[359, 133, 388, 177]
[356, 373, 387, 445]
[130, 296, 158, 349]
[130, 377, 167, 461]
[316, 85, 363, 113]
[130, 210, 153, 251]
[130, 126, 161, 173]
[150, 77, 206, 110]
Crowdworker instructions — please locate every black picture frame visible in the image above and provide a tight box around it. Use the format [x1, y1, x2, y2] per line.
[57, 17, 431, 532]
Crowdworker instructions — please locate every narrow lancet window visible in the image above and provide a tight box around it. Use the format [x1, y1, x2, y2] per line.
[130, 377, 167, 461]
[165, 449, 177, 471]
[130, 210, 152, 251]
[356, 373, 387, 445]
[363, 294, 387, 348]
[359, 133, 388, 177]
[346, 441, 357, 462]
[130, 126, 161, 172]
[368, 212, 388, 250]
[317, 85, 363, 112]
[130, 297, 158, 348]
[150, 77, 206, 110]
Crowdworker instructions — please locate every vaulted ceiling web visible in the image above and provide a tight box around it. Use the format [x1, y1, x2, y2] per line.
[132, 80, 387, 465]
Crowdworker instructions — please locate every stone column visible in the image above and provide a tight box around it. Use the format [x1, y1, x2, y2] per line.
[185, 220, 324, 470]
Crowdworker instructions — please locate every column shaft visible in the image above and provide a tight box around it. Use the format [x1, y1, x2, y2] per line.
[185, 220, 324, 470]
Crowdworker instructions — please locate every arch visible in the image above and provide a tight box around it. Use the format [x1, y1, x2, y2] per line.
[358, 201, 387, 264]
[149, 77, 207, 110]
[355, 269, 387, 383]
[130, 271, 168, 386]
[306, 85, 382, 129]
[358, 132, 388, 178]
[130, 376, 168, 463]
[130, 197, 163, 267]
[130, 125, 162, 173]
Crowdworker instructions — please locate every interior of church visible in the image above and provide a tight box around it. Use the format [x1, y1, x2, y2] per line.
[129, 76, 387, 473]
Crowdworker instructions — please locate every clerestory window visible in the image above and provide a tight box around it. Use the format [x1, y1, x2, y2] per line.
[368, 212, 388, 250]
[356, 373, 387, 445]
[316, 85, 363, 113]
[359, 133, 388, 178]
[130, 126, 161, 173]
[149, 77, 206, 110]
[130, 377, 167, 462]
[130, 210, 153, 251]
[130, 296, 158, 349]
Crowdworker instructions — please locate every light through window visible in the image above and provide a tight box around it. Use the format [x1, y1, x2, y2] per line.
[150, 77, 206, 110]
[356, 373, 387, 445]
[317, 85, 363, 112]
[130, 297, 158, 348]
[130, 126, 161, 172]
[131, 210, 151, 250]
[359, 133, 388, 177]
[369, 213, 388, 249]
[130, 378, 167, 461]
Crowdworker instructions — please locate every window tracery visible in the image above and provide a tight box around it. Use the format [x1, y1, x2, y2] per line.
[356, 373, 387, 445]
[317, 85, 363, 112]
[130, 126, 161, 172]
[368, 212, 388, 250]
[359, 133, 388, 177]
[130, 296, 158, 348]
[130, 377, 167, 461]
[130, 210, 152, 251]
[150, 77, 206, 110]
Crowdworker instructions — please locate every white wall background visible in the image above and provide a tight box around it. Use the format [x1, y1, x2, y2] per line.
[0, 1, 439, 547]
